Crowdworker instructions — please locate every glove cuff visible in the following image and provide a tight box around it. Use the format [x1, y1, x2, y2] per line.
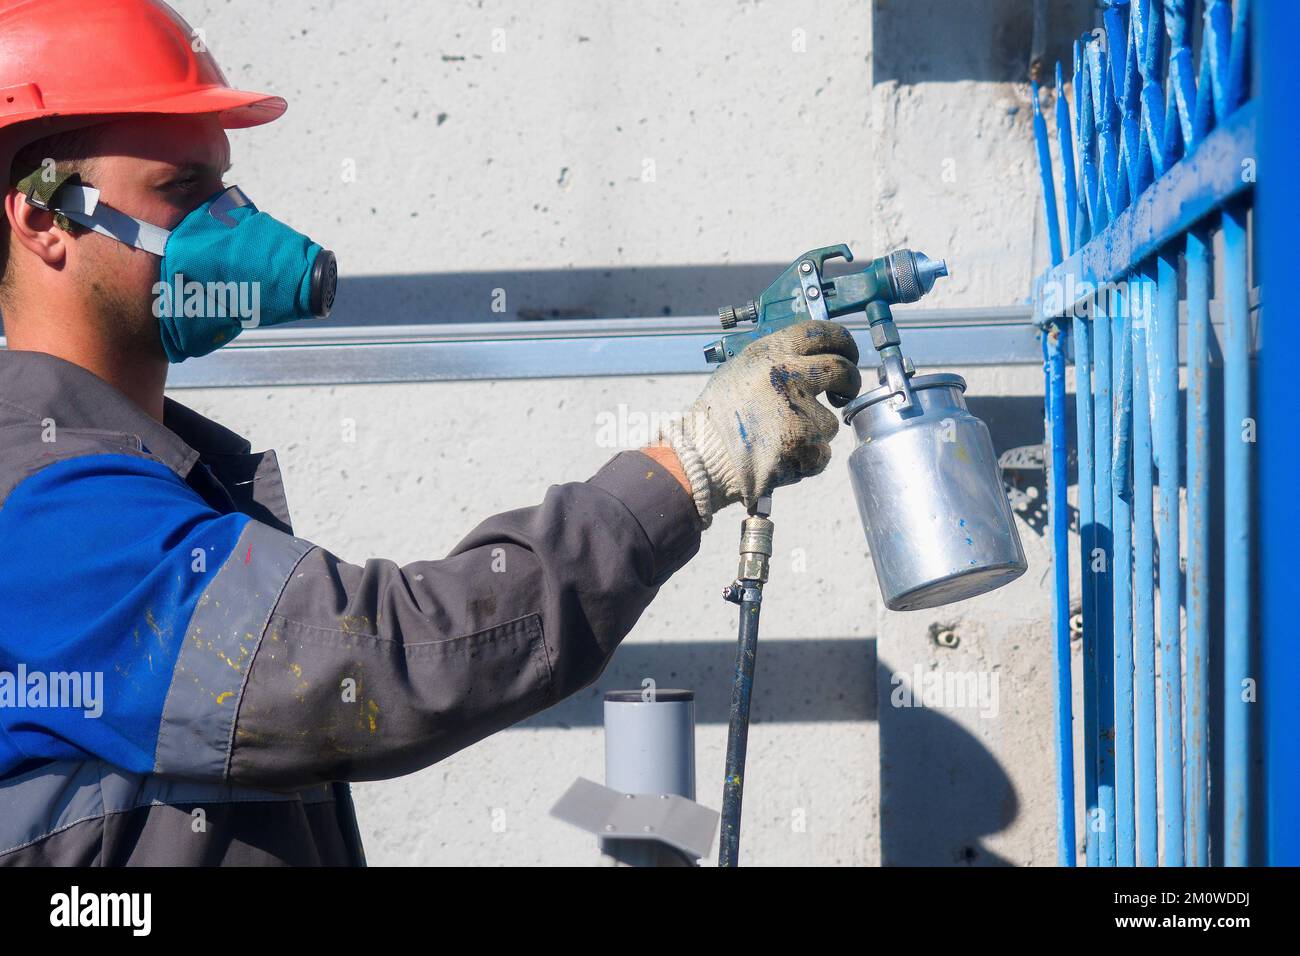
[661, 416, 715, 528]
[660, 408, 741, 528]
[692, 410, 740, 515]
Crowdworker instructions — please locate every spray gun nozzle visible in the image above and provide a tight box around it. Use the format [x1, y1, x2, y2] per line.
[886, 249, 951, 303]
[915, 254, 949, 296]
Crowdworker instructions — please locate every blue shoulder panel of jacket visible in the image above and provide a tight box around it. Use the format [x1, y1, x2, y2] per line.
[0, 453, 250, 778]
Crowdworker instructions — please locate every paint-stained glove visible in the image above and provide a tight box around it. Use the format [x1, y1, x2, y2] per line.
[660, 319, 862, 526]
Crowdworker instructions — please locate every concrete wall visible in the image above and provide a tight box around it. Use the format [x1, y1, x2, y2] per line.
[168, 0, 1097, 864]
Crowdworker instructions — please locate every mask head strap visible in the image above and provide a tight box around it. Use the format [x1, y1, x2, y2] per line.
[13, 166, 171, 256]
[14, 165, 81, 233]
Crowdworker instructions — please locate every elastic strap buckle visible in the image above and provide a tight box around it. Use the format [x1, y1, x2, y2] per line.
[14, 166, 81, 229]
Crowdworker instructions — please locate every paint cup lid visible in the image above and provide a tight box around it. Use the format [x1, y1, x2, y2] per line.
[841, 372, 967, 424]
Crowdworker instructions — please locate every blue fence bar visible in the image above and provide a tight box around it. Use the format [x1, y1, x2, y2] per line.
[1112, 296, 1135, 867]
[1044, 330, 1076, 866]
[1184, 227, 1211, 867]
[1075, 314, 1099, 868]
[1218, 0, 1254, 868]
[1153, 248, 1185, 866]
[1130, 271, 1158, 866]
[1030, 0, 1257, 867]
[1221, 201, 1251, 866]
[1032, 82, 1076, 867]
[1093, 299, 1117, 868]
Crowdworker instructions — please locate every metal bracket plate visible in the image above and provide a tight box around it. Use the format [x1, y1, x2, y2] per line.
[550, 778, 719, 861]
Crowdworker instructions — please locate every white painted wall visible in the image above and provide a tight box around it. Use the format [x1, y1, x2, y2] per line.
[169, 0, 1095, 864]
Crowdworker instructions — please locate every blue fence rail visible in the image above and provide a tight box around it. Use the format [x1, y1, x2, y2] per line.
[1029, 0, 1256, 866]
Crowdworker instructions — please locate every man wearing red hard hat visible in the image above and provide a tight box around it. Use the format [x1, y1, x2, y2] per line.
[0, 0, 860, 864]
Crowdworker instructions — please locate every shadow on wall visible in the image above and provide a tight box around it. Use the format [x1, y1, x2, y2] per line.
[521, 638, 879, 727]
[316, 264, 794, 329]
[967, 392, 1061, 537]
[524, 637, 1020, 866]
[0, 264, 792, 336]
[966, 393, 1050, 459]
[872, 0, 1094, 86]
[877, 655, 1019, 866]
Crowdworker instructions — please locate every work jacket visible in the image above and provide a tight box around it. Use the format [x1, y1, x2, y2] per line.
[0, 349, 701, 865]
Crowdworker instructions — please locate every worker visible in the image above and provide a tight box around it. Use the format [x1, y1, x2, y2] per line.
[0, 0, 861, 865]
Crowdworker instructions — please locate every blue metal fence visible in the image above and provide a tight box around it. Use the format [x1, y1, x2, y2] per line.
[1029, 0, 1256, 866]
[1259, 0, 1300, 870]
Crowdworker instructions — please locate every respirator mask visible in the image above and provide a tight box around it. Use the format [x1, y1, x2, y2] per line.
[17, 169, 337, 363]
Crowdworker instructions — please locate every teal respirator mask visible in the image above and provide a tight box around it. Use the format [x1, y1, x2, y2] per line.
[18, 170, 337, 362]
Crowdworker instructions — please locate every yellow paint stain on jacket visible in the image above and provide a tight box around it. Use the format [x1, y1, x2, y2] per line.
[338, 614, 373, 635]
[145, 608, 167, 645]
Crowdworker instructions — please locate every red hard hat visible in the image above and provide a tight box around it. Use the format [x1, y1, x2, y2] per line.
[0, 0, 285, 160]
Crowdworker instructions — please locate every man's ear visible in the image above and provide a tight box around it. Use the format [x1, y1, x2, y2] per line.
[4, 188, 68, 268]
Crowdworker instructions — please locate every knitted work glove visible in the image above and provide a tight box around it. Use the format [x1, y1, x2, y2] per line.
[660, 319, 862, 526]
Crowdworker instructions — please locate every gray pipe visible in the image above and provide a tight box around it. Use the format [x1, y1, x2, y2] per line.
[602, 688, 697, 865]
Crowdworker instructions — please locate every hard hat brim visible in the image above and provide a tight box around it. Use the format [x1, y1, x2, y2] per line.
[2, 85, 287, 132]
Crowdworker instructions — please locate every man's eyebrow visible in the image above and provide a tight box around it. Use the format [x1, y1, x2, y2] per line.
[158, 159, 233, 180]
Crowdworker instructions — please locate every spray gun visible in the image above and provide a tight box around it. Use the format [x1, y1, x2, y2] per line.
[709, 244, 951, 867]
[706, 244, 949, 411]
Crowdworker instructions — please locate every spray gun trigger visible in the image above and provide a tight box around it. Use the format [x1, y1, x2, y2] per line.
[792, 243, 854, 276]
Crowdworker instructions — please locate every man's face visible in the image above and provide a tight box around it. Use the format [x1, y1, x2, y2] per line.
[69, 114, 231, 356]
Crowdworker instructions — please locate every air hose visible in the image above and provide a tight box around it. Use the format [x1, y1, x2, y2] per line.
[718, 501, 773, 867]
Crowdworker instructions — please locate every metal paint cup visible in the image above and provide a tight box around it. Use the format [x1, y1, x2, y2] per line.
[842, 373, 1027, 611]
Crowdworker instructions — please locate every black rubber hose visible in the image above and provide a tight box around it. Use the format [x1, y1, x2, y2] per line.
[719, 586, 762, 867]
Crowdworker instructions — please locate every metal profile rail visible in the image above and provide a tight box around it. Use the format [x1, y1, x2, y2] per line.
[1030, 0, 1256, 866]
[0, 307, 1042, 388]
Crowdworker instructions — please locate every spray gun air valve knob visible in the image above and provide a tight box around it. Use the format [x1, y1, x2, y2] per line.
[719, 301, 758, 330]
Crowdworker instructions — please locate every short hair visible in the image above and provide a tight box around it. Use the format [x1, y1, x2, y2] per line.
[0, 124, 105, 303]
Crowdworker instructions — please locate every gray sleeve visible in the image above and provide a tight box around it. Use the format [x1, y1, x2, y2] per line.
[226, 450, 702, 790]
